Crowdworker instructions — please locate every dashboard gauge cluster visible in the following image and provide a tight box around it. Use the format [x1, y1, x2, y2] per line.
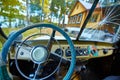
[54, 45, 99, 58]
[54, 45, 101, 59]
[65, 47, 88, 57]
[76, 47, 88, 56]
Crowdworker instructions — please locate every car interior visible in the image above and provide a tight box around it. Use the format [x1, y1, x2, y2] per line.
[0, 0, 120, 80]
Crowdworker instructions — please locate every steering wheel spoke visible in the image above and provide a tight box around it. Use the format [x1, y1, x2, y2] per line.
[46, 30, 56, 51]
[33, 63, 42, 79]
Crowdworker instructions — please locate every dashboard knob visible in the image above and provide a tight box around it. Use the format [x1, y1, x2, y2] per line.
[55, 48, 63, 55]
[87, 46, 98, 56]
[65, 49, 71, 57]
[91, 50, 96, 55]
[103, 49, 108, 54]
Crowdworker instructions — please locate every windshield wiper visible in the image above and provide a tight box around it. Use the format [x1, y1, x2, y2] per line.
[76, 0, 99, 40]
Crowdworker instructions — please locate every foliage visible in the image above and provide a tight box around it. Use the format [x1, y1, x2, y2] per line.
[0, 0, 25, 27]
[29, 0, 50, 23]
[0, 0, 75, 27]
[29, 0, 41, 23]
[30, 0, 41, 14]
[50, 0, 75, 25]
[30, 16, 41, 23]
[40, 0, 50, 15]
[50, 0, 75, 16]
[66, 0, 75, 14]
[50, 0, 65, 17]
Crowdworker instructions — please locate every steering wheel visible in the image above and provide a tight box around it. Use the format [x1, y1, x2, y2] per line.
[1, 23, 76, 80]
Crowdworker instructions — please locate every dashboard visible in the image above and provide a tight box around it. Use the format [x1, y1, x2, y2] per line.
[10, 40, 113, 61]
[52, 41, 113, 60]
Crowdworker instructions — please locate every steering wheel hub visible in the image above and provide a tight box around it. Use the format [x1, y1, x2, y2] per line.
[31, 46, 48, 64]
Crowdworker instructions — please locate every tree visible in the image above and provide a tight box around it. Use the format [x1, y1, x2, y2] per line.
[0, 0, 25, 27]
[50, 0, 75, 26]
[29, 0, 50, 23]
[40, 0, 50, 22]
[29, 0, 42, 23]
[50, 0, 65, 25]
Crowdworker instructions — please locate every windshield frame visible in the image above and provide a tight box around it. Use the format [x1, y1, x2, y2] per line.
[76, 0, 99, 40]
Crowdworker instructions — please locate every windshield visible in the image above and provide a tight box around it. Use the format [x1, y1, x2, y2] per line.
[0, 0, 120, 43]
[66, 0, 120, 43]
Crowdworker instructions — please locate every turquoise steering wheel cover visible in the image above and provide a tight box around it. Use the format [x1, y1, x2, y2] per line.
[1, 23, 76, 80]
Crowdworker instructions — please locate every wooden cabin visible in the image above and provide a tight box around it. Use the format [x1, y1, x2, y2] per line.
[67, 0, 119, 34]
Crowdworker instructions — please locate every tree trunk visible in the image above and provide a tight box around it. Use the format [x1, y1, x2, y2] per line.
[8, 18, 12, 28]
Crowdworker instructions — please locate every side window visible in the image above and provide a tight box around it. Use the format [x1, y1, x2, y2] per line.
[71, 16, 74, 24]
[69, 17, 73, 24]
[71, 17, 73, 24]
[89, 14, 99, 22]
[76, 14, 82, 24]
[69, 17, 72, 24]
[69, 15, 81, 24]
[73, 15, 77, 24]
